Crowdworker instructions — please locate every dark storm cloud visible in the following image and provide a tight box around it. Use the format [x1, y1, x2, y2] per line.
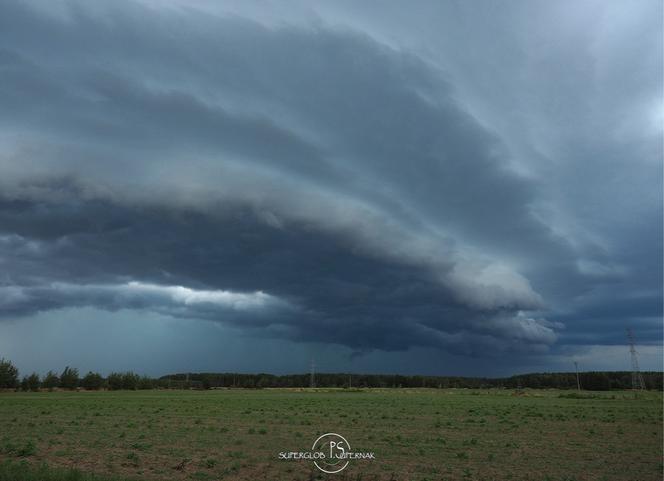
[0, 0, 660, 366]
[0, 188, 555, 354]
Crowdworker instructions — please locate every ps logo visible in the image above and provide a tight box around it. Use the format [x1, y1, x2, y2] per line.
[312, 433, 351, 473]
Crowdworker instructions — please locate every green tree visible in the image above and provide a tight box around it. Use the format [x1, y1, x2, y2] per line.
[121, 372, 140, 390]
[81, 371, 104, 390]
[42, 371, 60, 390]
[137, 375, 154, 390]
[0, 358, 19, 389]
[20, 373, 41, 391]
[60, 366, 79, 390]
[106, 372, 123, 390]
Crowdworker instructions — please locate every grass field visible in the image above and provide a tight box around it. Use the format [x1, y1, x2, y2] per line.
[0, 389, 661, 481]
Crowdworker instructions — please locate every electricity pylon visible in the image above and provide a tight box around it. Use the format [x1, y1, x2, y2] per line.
[310, 358, 315, 388]
[627, 328, 646, 390]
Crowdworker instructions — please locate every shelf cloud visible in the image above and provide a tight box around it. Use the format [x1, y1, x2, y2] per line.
[0, 0, 660, 373]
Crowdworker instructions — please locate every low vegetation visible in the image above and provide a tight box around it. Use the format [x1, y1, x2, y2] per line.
[0, 388, 661, 481]
[0, 460, 137, 481]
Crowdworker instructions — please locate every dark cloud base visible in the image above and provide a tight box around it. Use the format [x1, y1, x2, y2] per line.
[0, 183, 559, 355]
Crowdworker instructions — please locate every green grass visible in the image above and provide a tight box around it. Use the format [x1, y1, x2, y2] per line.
[0, 389, 661, 481]
[0, 460, 137, 481]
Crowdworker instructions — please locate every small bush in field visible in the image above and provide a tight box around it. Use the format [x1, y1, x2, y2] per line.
[17, 440, 36, 457]
[125, 452, 140, 466]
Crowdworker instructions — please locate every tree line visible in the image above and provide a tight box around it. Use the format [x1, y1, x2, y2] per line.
[163, 371, 663, 390]
[1, 358, 661, 391]
[0, 359, 158, 391]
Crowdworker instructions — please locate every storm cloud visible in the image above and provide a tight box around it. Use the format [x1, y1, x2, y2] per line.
[0, 0, 660, 373]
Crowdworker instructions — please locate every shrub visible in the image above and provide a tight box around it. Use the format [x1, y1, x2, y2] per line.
[125, 452, 140, 466]
[17, 440, 36, 457]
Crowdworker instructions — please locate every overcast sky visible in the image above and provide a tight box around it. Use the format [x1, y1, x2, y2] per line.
[0, 0, 661, 377]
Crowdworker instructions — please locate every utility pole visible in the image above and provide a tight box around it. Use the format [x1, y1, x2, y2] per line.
[310, 358, 315, 389]
[627, 328, 646, 390]
[348, 374, 351, 389]
[573, 361, 581, 391]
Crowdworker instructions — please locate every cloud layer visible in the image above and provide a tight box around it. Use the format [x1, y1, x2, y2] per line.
[0, 0, 660, 371]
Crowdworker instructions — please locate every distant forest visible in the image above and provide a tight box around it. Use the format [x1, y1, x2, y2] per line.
[0, 358, 661, 391]
[162, 371, 663, 391]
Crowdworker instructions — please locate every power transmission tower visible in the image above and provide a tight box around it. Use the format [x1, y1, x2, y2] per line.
[309, 358, 315, 388]
[573, 361, 581, 391]
[627, 328, 646, 390]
